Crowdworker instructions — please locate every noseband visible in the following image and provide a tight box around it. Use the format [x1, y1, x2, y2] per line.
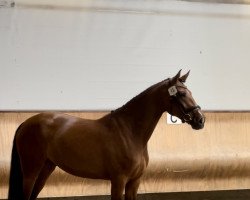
[168, 84, 201, 123]
[177, 102, 201, 123]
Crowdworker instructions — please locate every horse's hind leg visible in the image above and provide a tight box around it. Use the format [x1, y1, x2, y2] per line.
[18, 140, 49, 200]
[22, 169, 41, 200]
[21, 159, 55, 200]
[29, 160, 56, 200]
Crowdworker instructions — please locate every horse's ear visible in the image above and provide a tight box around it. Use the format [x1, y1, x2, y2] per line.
[179, 70, 190, 83]
[172, 69, 182, 84]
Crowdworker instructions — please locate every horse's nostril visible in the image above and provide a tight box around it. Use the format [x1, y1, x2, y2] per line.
[199, 117, 205, 124]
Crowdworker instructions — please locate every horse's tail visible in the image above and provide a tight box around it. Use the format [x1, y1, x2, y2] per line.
[8, 125, 24, 200]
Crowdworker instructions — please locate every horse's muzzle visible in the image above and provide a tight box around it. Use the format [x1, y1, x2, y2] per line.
[191, 111, 205, 130]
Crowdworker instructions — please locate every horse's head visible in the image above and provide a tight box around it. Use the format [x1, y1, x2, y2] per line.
[165, 70, 205, 130]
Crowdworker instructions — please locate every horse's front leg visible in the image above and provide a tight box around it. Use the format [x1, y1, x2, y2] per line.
[111, 176, 127, 200]
[125, 177, 141, 200]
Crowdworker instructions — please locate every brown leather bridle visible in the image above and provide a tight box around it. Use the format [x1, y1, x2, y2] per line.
[168, 83, 201, 123]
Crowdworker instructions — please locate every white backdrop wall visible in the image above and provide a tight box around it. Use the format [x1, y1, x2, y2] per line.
[1, 0, 250, 111]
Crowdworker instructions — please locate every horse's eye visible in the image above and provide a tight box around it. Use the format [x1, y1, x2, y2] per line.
[179, 92, 186, 97]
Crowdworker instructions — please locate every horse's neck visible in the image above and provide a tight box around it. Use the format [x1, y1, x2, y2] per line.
[111, 83, 165, 147]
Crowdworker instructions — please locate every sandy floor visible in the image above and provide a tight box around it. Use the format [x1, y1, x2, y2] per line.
[38, 189, 250, 200]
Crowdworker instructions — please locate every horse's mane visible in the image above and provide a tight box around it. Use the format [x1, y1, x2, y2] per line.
[112, 78, 170, 114]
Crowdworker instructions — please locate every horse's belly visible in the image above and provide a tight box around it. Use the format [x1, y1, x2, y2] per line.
[57, 162, 110, 180]
[48, 150, 110, 179]
[47, 133, 110, 179]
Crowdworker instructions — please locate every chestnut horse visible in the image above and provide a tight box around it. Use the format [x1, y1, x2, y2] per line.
[8, 70, 205, 200]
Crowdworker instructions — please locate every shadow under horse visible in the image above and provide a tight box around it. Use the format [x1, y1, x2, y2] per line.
[8, 70, 205, 200]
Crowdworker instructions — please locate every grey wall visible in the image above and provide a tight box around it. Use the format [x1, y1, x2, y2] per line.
[1, 0, 250, 111]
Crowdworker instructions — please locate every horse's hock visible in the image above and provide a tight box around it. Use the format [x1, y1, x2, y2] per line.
[1, 112, 250, 198]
